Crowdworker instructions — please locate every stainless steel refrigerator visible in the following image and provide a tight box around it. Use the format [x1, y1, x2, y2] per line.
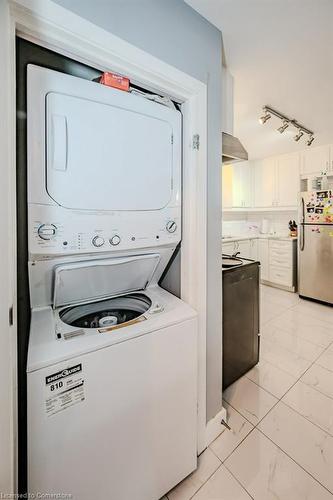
[299, 190, 333, 304]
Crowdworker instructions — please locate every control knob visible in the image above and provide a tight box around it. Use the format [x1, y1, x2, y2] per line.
[37, 224, 57, 240]
[166, 220, 177, 233]
[110, 235, 121, 246]
[92, 236, 105, 247]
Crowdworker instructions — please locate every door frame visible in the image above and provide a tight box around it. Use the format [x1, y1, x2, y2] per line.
[4, 0, 222, 489]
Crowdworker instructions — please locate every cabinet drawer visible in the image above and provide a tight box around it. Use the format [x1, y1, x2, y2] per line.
[269, 255, 291, 269]
[269, 247, 291, 259]
[269, 240, 291, 251]
[269, 265, 292, 286]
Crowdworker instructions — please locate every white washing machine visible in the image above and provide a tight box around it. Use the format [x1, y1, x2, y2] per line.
[26, 65, 198, 500]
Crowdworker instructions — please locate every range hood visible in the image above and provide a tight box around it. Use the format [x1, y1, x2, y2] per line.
[222, 132, 248, 164]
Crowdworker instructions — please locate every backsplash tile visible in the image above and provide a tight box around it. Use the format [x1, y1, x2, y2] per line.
[222, 211, 298, 237]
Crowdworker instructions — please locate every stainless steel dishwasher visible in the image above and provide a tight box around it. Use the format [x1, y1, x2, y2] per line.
[222, 256, 260, 390]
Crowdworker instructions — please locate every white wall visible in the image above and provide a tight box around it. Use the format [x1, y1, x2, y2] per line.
[0, 0, 15, 494]
[52, 0, 224, 421]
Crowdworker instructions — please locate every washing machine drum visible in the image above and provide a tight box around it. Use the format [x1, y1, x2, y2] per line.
[59, 293, 151, 329]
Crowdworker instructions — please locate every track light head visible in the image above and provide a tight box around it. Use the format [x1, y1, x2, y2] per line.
[278, 120, 289, 133]
[259, 111, 271, 125]
[294, 129, 304, 142]
[307, 135, 315, 146]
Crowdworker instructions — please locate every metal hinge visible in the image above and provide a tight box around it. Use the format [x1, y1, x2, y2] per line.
[171, 134, 174, 144]
[9, 306, 13, 326]
[192, 134, 200, 150]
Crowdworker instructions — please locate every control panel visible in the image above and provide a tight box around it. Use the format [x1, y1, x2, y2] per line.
[29, 204, 181, 258]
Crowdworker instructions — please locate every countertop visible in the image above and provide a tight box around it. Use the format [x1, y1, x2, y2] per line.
[222, 234, 298, 243]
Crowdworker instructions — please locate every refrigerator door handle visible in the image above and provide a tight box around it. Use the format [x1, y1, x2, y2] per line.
[300, 197, 305, 251]
[301, 196, 305, 223]
[300, 223, 305, 251]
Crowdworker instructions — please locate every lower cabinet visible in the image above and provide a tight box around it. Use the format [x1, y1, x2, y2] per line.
[237, 240, 251, 258]
[222, 242, 235, 256]
[222, 237, 297, 291]
[258, 239, 297, 291]
[267, 240, 297, 291]
[250, 238, 258, 261]
[222, 239, 252, 259]
[257, 239, 269, 281]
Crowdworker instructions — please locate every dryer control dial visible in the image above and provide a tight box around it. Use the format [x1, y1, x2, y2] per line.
[37, 224, 57, 240]
[166, 220, 177, 233]
[92, 236, 105, 247]
[110, 235, 121, 246]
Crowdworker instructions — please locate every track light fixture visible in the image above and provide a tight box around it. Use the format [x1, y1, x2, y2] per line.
[259, 108, 272, 125]
[259, 106, 315, 146]
[278, 120, 289, 133]
[294, 129, 304, 142]
[259, 111, 271, 125]
[259, 113, 272, 125]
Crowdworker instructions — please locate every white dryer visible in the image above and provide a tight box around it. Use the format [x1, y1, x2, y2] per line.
[27, 64, 182, 259]
[26, 66, 198, 500]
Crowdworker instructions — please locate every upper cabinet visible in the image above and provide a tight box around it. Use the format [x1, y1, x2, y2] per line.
[222, 149, 308, 211]
[276, 153, 300, 207]
[222, 161, 252, 209]
[232, 162, 252, 208]
[253, 153, 299, 209]
[222, 164, 233, 208]
[300, 144, 333, 175]
[253, 158, 276, 208]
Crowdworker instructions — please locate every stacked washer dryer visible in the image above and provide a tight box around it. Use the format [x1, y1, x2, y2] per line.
[26, 65, 198, 500]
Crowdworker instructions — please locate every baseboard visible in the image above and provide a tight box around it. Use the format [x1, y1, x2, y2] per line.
[261, 279, 295, 293]
[205, 405, 227, 447]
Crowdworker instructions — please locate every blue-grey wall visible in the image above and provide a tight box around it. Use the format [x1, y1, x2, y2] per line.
[53, 0, 223, 421]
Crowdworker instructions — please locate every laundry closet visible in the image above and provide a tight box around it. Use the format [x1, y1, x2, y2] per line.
[17, 38, 198, 500]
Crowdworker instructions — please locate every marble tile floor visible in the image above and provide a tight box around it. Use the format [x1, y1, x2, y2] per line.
[166, 285, 333, 499]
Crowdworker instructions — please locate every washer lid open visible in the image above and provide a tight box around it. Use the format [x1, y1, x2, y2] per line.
[53, 254, 160, 308]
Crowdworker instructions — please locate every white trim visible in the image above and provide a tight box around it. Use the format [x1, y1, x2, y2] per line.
[0, 1, 17, 494]
[6, 0, 212, 477]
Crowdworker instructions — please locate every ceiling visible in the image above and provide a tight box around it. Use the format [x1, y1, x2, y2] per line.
[185, 0, 333, 159]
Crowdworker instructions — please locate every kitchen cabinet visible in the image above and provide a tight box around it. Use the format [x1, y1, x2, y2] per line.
[250, 238, 258, 260]
[300, 144, 331, 175]
[268, 240, 297, 291]
[257, 239, 269, 280]
[222, 239, 251, 259]
[222, 240, 252, 259]
[254, 158, 276, 208]
[254, 153, 299, 208]
[222, 162, 252, 209]
[222, 241, 235, 256]
[223, 237, 296, 290]
[222, 164, 233, 208]
[237, 239, 251, 258]
[276, 153, 300, 207]
[232, 162, 252, 208]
